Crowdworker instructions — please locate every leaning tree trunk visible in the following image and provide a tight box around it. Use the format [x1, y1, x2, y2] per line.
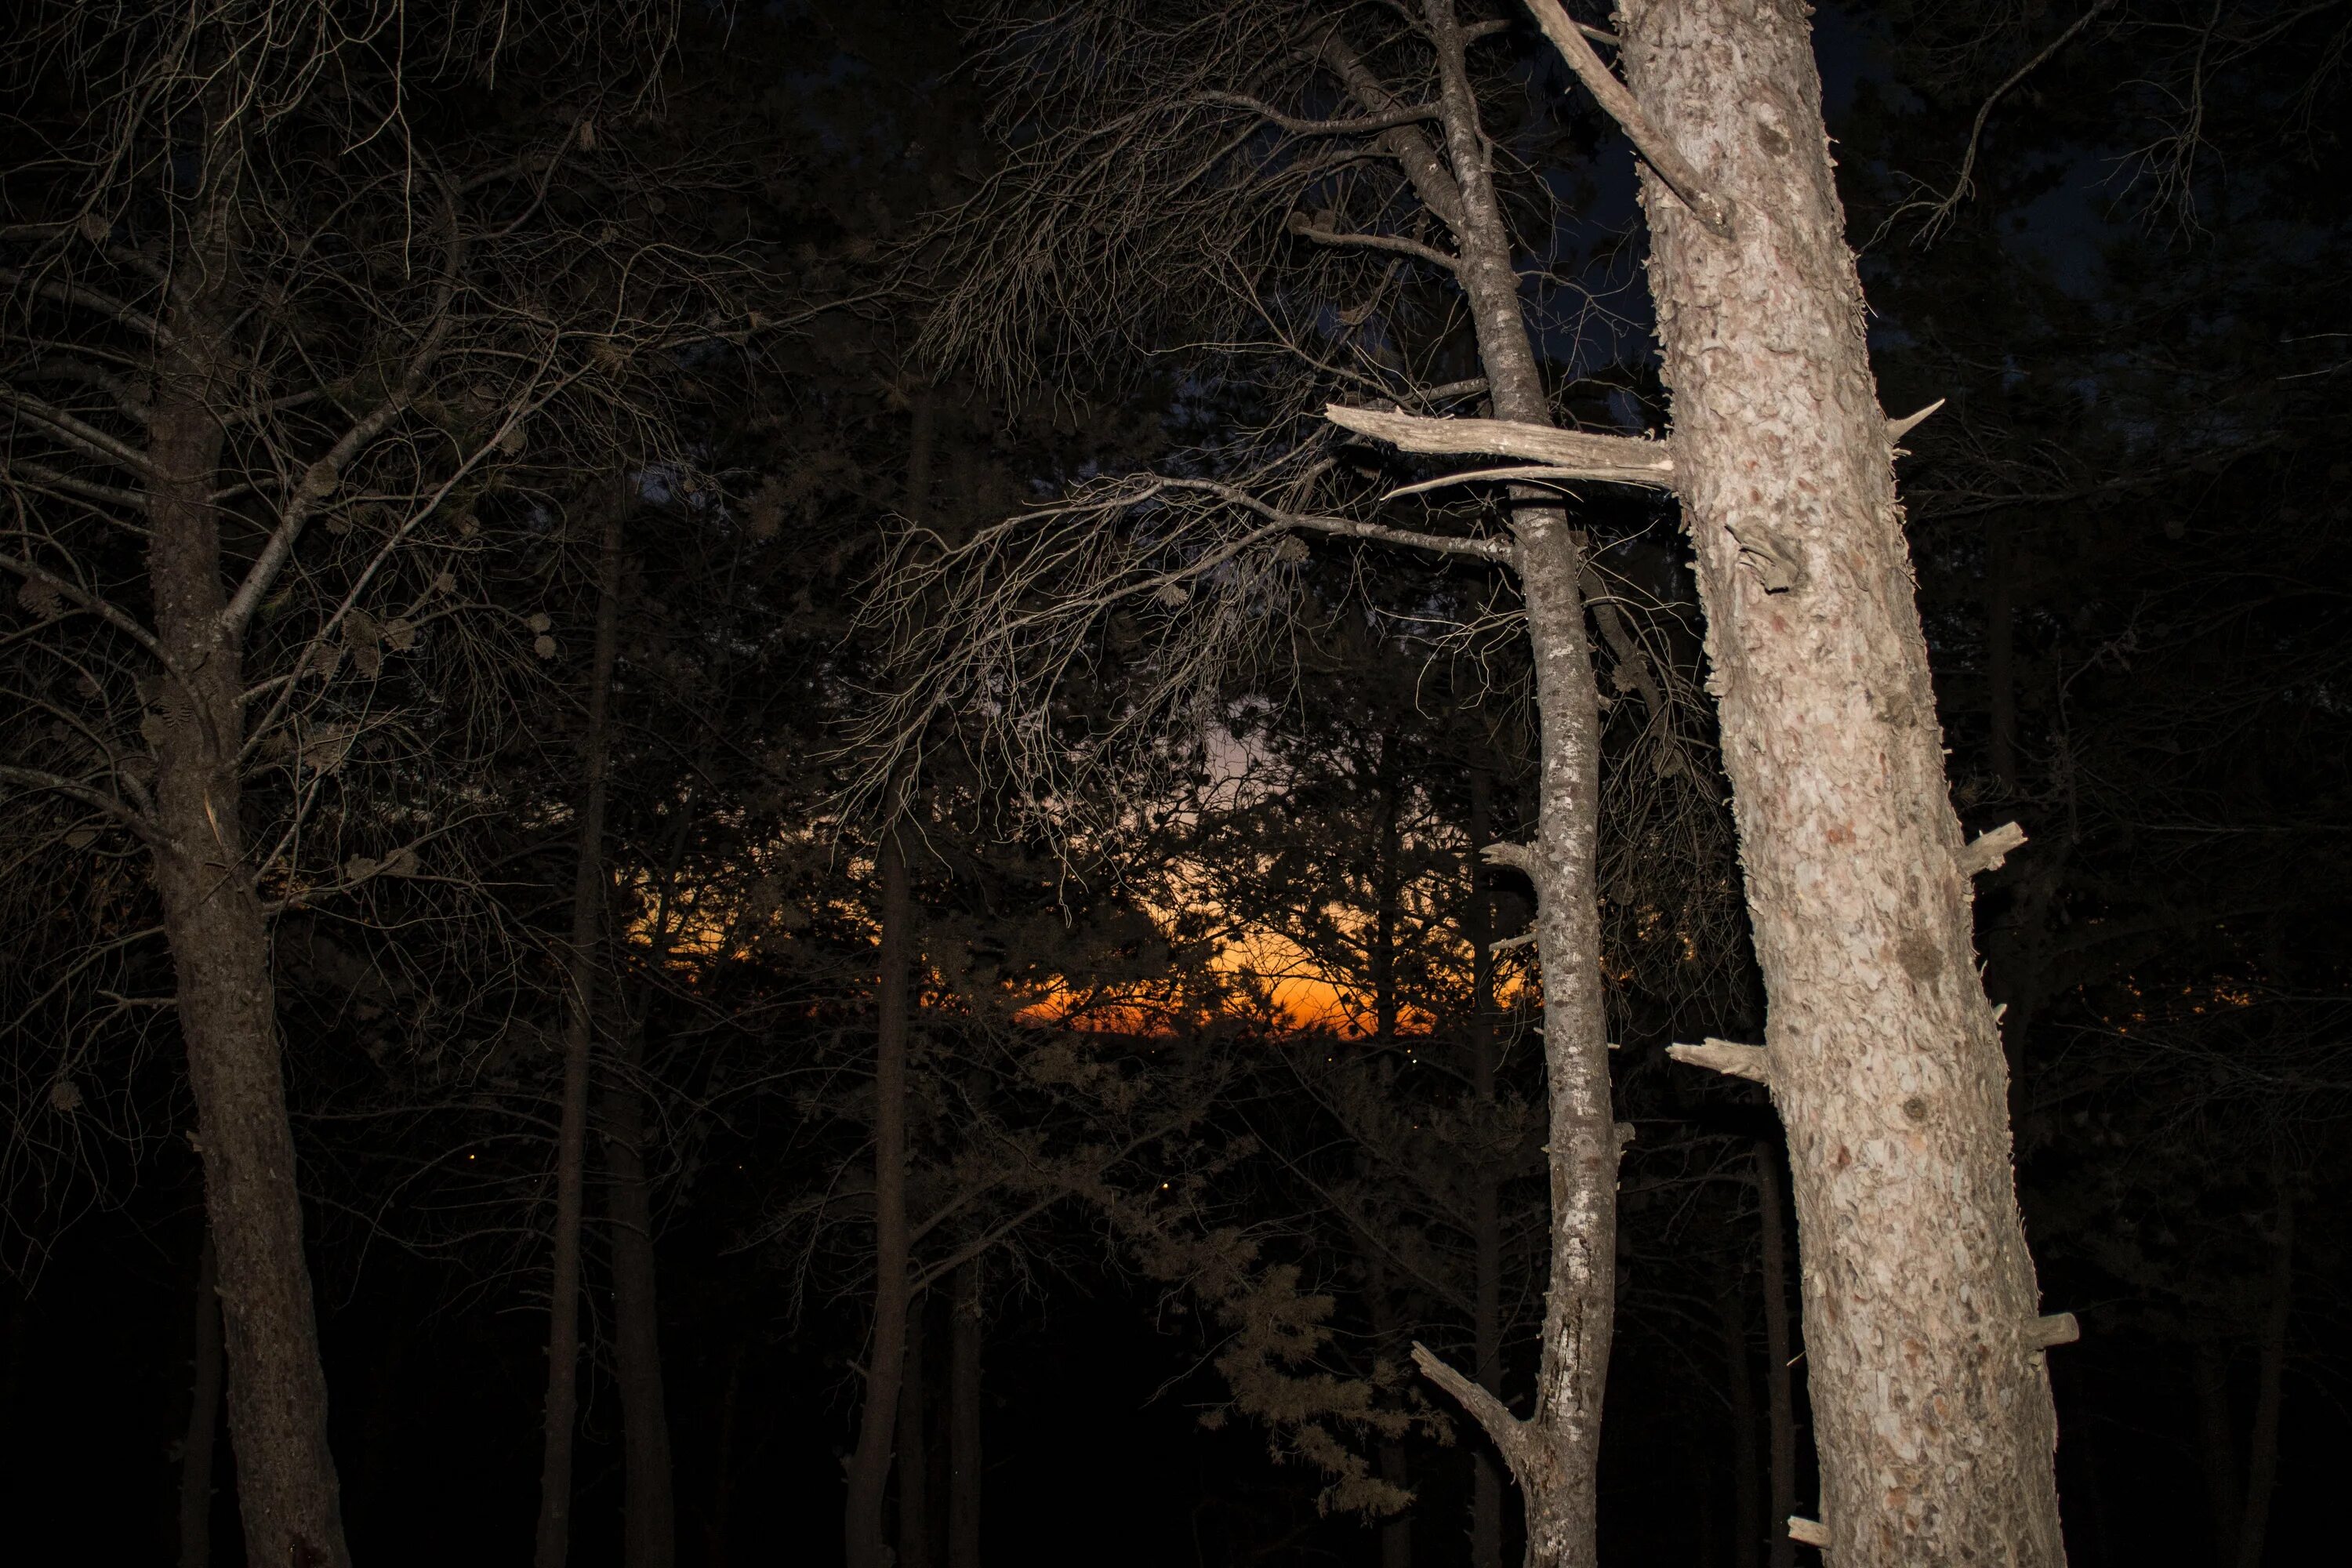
[844, 824, 916, 1568]
[1388, 11, 1622, 1567]
[147, 201, 354, 1568]
[1610, 3, 2069, 1561]
[534, 502, 627, 1568]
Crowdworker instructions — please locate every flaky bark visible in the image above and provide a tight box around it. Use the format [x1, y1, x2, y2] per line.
[147, 193, 352, 1568]
[535, 503, 627, 1568]
[1613, 3, 2067, 1561]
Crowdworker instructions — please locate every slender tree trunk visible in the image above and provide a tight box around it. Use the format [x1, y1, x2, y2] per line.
[899, 1291, 931, 1568]
[949, 1257, 983, 1568]
[179, 1230, 223, 1568]
[534, 501, 627, 1568]
[1466, 771, 1504, 1568]
[1719, 1276, 1761, 1568]
[1364, 1254, 1414, 1568]
[2234, 1183, 2294, 1568]
[1348, 13, 1621, 1566]
[845, 824, 915, 1568]
[1615, 5, 2068, 1560]
[604, 1021, 675, 1568]
[147, 184, 352, 1568]
[1755, 1145, 1797, 1568]
[2193, 1345, 2242, 1566]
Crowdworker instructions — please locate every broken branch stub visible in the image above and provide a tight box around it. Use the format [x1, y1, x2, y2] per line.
[2025, 1312, 2080, 1349]
[1667, 1038, 1773, 1085]
[1957, 820, 2027, 877]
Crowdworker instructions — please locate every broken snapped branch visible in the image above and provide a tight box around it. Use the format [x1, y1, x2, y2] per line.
[1887, 397, 1945, 445]
[1957, 820, 2027, 877]
[1787, 1516, 1831, 1548]
[1666, 1038, 1772, 1085]
[1327, 404, 1677, 490]
[2025, 1312, 2080, 1349]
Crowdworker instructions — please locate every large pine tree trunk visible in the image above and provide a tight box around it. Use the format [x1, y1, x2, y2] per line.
[147, 209, 353, 1568]
[1613, 3, 2068, 1560]
[845, 826, 915, 1568]
[534, 503, 627, 1568]
[604, 1022, 675, 1568]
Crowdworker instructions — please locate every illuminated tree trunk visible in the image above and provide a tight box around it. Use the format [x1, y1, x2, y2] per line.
[1382, 12, 1621, 1566]
[534, 503, 626, 1568]
[1615, 3, 2067, 1560]
[147, 194, 352, 1568]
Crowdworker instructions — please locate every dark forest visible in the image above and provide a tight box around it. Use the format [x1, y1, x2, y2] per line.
[2, 2, 2345, 1566]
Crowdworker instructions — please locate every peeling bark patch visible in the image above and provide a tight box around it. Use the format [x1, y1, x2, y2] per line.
[1896, 932, 1939, 983]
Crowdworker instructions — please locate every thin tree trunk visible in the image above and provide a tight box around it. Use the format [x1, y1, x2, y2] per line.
[1364, 1253, 1414, 1568]
[1466, 770, 1504, 1568]
[1346, 13, 1621, 1566]
[2234, 1183, 2294, 1568]
[604, 1021, 674, 1568]
[845, 823, 915, 1568]
[2193, 1345, 2241, 1566]
[899, 1290, 931, 1568]
[147, 180, 351, 1568]
[179, 1230, 223, 1568]
[1755, 1145, 1797, 1568]
[533, 501, 627, 1568]
[1615, 5, 2068, 1560]
[949, 1257, 983, 1568]
[1719, 1276, 1761, 1568]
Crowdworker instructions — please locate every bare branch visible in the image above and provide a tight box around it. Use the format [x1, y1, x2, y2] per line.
[1327, 403, 1677, 488]
[1522, 0, 1733, 235]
